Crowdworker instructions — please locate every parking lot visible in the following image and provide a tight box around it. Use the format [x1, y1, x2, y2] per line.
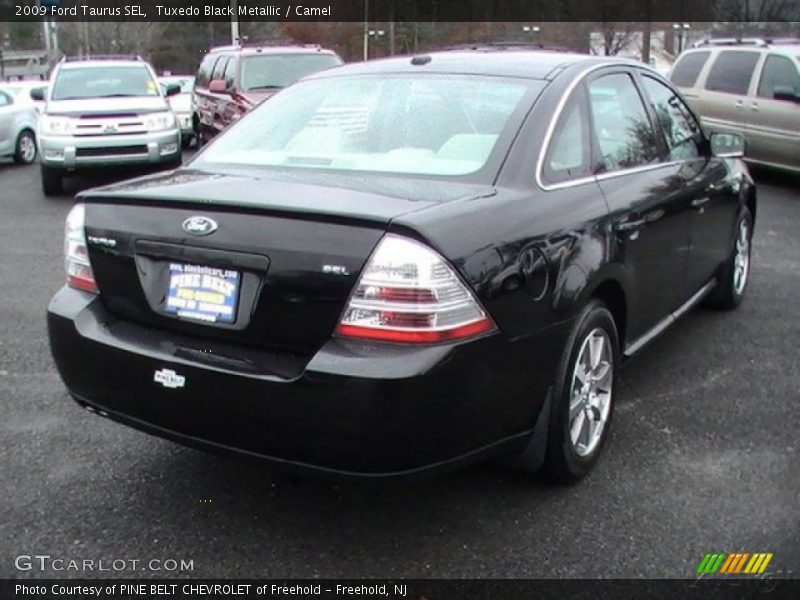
[1, 156, 798, 579]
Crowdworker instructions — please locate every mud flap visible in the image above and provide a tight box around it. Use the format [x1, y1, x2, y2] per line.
[503, 387, 552, 473]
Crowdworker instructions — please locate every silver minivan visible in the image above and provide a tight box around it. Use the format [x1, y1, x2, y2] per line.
[670, 39, 800, 173]
[36, 55, 182, 195]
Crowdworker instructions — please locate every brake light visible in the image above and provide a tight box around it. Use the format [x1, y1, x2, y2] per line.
[336, 235, 495, 344]
[64, 204, 98, 293]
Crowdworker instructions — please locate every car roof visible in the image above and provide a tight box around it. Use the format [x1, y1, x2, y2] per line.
[209, 45, 338, 56]
[765, 44, 800, 57]
[304, 50, 625, 81]
[59, 60, 149, 70]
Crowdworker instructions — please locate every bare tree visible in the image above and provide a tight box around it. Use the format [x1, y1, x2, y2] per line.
[594, 22, 639, 55]
[711, 0, 797, 21]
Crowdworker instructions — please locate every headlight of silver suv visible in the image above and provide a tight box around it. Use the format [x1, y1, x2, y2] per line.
[39, 115, 75, 136]
[144, 112, 177, 132]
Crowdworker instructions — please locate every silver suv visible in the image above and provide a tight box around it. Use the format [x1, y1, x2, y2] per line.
[669, 38, 800, 173]
[36, 55, 182, 195]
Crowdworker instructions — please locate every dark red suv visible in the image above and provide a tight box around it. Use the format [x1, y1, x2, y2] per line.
[193, 43, 343, 143]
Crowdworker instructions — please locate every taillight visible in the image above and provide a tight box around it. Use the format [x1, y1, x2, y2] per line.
[64, 203, 98, 293]
[336, 235, 495, 344]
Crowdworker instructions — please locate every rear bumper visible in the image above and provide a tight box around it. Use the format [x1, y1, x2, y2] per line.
[39, 129, 180, 170]
[47, 286, 567, 478]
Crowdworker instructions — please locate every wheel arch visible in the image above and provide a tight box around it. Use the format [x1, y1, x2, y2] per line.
[586, 278, 628, 350]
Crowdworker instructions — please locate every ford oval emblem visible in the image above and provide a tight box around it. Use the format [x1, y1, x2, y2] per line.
[182, 216, 218, 236]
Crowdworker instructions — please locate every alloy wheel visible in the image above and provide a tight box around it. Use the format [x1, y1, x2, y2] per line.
[733, 219, 750, 296]
[568, 327, 613, 457]
[18, 133, 37, 164]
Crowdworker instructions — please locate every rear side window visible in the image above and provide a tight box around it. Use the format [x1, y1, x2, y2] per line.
[543, 86, 591, 184]
[588, 73, 659, 173]
[705, 51, 760, 95]
[670, 51, 710, 88]
[757, 55, 800, 98]
[641, 76, 702, 161]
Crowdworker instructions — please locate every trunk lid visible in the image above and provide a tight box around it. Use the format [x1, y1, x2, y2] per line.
[82, 168, 488, 357]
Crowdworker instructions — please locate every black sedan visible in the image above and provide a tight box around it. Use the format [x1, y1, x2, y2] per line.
[47, 50, 756, 482]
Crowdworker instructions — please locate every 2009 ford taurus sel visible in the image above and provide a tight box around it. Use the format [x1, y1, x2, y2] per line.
[47, 50, 756, 482]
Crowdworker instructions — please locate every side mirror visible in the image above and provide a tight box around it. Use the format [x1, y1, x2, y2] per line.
[710, 132, 745, 159]
[164, 83, 181, 97]
[773, 86, 800, 103]
[208, 79, 228, 94]
[30, 87, 45, 101]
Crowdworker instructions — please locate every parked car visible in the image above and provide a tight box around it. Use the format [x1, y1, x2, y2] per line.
[48, 50, 755, 482]
[0, 86, 38, 164]
[193, 43, 342, 143]
[0, 80, 48, 113]
[670, 38, 800, 173]
[159, 75, 196, 147]
[35, 55, 182, 196]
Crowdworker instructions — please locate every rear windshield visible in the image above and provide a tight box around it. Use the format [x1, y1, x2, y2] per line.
[52, 66, 159, 101]
[195, 74, 540, 178]
[240, 53, 343, 92]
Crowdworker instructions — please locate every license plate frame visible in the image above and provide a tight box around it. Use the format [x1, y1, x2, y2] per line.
[163, 262, 241, 325]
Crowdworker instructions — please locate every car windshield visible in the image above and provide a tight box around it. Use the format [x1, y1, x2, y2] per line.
[195, 74, 539, 178]
[240, 53, 343, 91]
[51, 66, 160, 100]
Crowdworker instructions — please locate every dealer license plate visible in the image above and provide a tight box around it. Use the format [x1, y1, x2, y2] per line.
[164, 263, 240, 324]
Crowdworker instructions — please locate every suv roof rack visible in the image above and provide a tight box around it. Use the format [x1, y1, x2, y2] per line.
[763, 37, 800, 45]
[693, 37, 800, 49]
[209, 42, 323, 52]
[62, 54, 144, 62]
[693, 38, 767, 47]
[443, 41, 578, 53]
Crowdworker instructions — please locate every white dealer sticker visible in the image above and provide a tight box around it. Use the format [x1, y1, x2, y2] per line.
[153, 368, 186, 389]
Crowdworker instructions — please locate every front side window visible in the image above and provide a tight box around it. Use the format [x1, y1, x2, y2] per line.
[51, 66, 159, 101]
[211, 56, 230, 83]
[670, 51, 710, 88]
[588, 73, 659, 173]
[195, 74, 540, 178]
[223, 57, 237, 88]
[543, 86, 591, 183]
[641, 76, 702, 161]
[239, 54, 343, 92]
[705, 51, 760, 95]
[757, 55, 800, 99]
[196, 55, 217, 87]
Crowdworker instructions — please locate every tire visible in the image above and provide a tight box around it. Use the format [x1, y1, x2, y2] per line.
[544, 300, 619, 484]
[13, 129, 37, 164]
[705, 209, 753, 310]
[41, 164, 64, 196]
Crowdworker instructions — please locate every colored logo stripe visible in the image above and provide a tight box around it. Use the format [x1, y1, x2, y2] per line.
[701, 552, 774, 575]
[697, 553, 726, 574]
[745, 553, 773, 574]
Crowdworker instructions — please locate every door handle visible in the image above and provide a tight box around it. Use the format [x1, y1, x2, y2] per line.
[735, 100, 744, 109]
[691, 197, 711, 209]
[616, 219, 646, 232]
[751, 102, 759, 112]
